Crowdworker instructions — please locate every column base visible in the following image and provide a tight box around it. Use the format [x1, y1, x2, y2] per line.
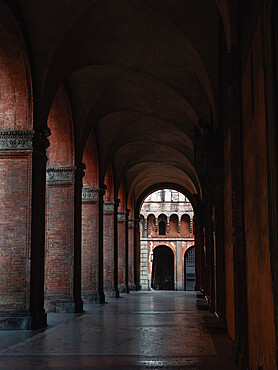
[128, 283, 136, 291]
[118, 284, 128, 293]
[104, 289, 120, 298]
[82, 291, 105, 304]
[135, 284, 141, 291]
[0, 309, 47, 330]
[45, 298, 83, 313]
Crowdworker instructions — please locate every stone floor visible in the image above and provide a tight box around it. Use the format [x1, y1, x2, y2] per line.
[0, 291, 238, 369]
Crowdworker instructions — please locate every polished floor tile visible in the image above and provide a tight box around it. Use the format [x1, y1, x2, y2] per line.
[0, 291, 238, 369]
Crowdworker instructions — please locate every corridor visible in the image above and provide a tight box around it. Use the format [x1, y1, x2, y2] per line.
[0, 292, 237, 369]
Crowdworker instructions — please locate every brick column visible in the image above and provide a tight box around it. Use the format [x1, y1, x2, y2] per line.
[128, 218, 135, 291]
[45, 166, 83, 313]
[0, 130, 48, 329]
[118, 211, 127, 293]
[134, 218, 141, 290]
[193, 201, 204, 292]
[103, 201, 118, 297]
[81, 187, 100, 302]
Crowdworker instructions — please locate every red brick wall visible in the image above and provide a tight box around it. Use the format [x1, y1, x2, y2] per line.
[242, 22, 276, 369]
[45, 183, 74, 298]
[128, 222, 135, 288]
[118, 218, 126, 291]
[82, 200, 99, 300]
[47, 86, 74, 167]
[0, 153, 32, 309]
[0, 3, 32, 131]
[103, 208, 114, 293]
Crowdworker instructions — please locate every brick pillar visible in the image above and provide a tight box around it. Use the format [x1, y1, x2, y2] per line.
[128, 218, 135, 291]
[103, 201, 119, 297]
[98, 186, 105, 303]
[118, 211, 127, 293]
[45, 166, 83, 313]
[125, 210, 130, 293]
[0, 130, 48, 329]
[81, 187, 100, 302]
[134, 218, 141, 290]
[193, 201, 204, 292]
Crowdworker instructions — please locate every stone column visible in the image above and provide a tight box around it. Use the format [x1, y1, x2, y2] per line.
[128, 219, 135, 291]
[140, 219, 149, 290]
[81, 187, 100, 302]
[45, 165, 83, 313]
[103, 201, 118, 297]
[176, 241, 183, 291]
[0, 130, 49, 329]
[118, 211, 127, 293]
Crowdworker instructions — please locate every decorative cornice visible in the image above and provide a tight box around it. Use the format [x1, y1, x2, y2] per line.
[117, 211, 126, 222]
[46, 166, 76, 183]
[0, 130, 49, 152]
[103, 201, 114, 214]
[82, 187, 100, 202]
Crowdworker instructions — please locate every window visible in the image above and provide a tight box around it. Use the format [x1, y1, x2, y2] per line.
[159, 221, 166, 235]
[171, 191, 179, 202]
[161, 190, 165, 202]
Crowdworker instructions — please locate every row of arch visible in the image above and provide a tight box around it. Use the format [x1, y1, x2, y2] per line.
[141, 213, 193, 236]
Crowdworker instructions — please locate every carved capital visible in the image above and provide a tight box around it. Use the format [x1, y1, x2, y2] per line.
[117, 211, 126, 222]
[46, 166, 76, 183]
[128, 219, 135, 228]
[82, 187, 100, 202]
[103, 201, 114, 214]
[0, 130, 49, 152]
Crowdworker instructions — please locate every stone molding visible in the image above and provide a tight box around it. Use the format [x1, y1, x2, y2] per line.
[117, 211, 126, 222]
[128, 219, 135, 228]
[46, 166, 76, 183]
[0, 130, 49, 152]
[103, 201, 114, 214]
[82, 187, 100, 202]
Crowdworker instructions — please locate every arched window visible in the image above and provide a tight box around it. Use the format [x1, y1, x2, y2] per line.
[159, 221, 166, 235]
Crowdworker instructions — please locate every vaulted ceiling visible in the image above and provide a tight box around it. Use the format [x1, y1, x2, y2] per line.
[16, 0, 231, 204]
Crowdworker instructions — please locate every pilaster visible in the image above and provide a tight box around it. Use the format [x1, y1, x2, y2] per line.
[0, 130, 49, 329]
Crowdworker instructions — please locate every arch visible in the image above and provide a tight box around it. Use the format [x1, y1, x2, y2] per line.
[151, 245, 174, 290]
[158, 220, 166, 236]
[147, 214, 156, 237]
[82, 131, 99, 188]
[180, 214, 190, 237]
[135, 183, 199, 219]
[103, 162, 114, 202]
[0, 2, 33, 130]
[169, 214, 179, 234]
[40, 0, 216, 127]
[47, 85, 74, 166]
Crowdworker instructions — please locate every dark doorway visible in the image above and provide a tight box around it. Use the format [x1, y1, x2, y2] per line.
[184, 246, 195, 291]
[151, 246, 174, 290]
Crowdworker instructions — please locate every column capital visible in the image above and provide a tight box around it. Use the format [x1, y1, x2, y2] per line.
[103, 201, 114, 214]
[82, 187, 100, 202]
[46, 166, 76, 183]
[128, 218, 135, 228]
[117, 211, 126, 222]
[0, 130, 49, 153]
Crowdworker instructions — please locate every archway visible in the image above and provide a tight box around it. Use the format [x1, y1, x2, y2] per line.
[184, 246, 195, 291]
[151, 246, 174, 290]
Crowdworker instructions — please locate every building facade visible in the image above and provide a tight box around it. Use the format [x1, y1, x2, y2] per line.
[140, 189, 195, 291]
